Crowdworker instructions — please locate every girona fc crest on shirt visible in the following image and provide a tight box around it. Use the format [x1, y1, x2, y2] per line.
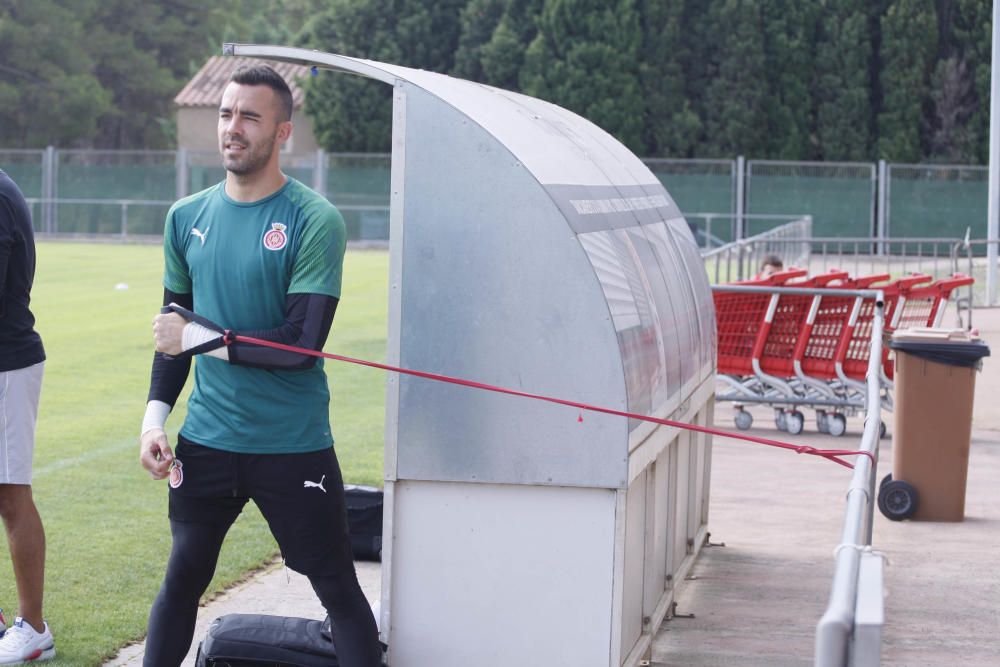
[263, 222, 288, 251]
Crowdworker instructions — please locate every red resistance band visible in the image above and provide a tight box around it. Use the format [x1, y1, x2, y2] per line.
[228, 334, 874, 470]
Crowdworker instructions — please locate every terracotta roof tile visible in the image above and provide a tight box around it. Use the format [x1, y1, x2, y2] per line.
[174, 56, 309, 108]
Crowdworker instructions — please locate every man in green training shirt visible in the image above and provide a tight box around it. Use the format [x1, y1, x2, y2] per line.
[139, 64, 380, 667]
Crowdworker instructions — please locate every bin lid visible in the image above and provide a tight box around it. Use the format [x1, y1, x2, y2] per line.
[890, 327, 978, 343]
[889, 328, 990, 368]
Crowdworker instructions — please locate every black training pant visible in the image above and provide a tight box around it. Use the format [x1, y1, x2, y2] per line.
[142, 438, 380, 667]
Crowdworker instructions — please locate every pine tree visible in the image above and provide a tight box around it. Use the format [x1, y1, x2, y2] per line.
[701, 0, 769, 158]
[85, 0, 234, 148]
[927, 56, 978, 162]
[637, 0, 702, 157]
[453, 0, 507, 81]
[300, 0, 397, 152]
[949, 0, 992, 163]
[760, 0, 819, 159]
[520, 0, 645, 152]
[0, 0, 110, 147]
[674, 2, 717, 157]
[814, 0, 874, 160]
[301, 0, 465, 152]
[453, 0, 542, 89]
[876, 0, 938, 162]
[480, 0, 543, 89]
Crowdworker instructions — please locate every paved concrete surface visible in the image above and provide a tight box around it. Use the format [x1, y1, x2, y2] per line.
[104, 562, 380, 666]
[652, 418, 1000, 666]
[654, 304, 1000, 666]
[106, 304, 1000, 666]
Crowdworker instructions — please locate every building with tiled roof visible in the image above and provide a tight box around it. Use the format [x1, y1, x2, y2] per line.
[174, 56, 319, 159]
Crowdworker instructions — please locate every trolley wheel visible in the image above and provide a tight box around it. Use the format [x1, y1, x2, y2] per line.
[774, 410, 788, 431]
[879, 420, 888, 439]
[878, 479, 919, 521]
[816, 410, 829, 434]
[786, 410, 805, 435]
[827, 413, 847, 437]
[879, 473, 892, 491]
[734, 410, 753, 430]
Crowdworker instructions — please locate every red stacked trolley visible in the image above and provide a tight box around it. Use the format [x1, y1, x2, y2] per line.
[714, 269, 973, 436]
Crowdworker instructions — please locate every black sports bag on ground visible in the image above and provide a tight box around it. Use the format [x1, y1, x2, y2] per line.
[195, 614, 339, 666]
[195, 614, 386, 667]
[344, 485, 383, 561]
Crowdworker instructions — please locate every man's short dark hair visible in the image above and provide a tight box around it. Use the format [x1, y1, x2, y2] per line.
[230, 64, 293, 122]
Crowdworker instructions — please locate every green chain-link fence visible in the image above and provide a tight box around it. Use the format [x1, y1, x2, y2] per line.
[0, 150, 990, 243]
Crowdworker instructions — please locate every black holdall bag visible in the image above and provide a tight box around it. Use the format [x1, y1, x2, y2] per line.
[195, 614, 339, 666]
[344, 485, 383, 561]
[195, 614, 387, 667]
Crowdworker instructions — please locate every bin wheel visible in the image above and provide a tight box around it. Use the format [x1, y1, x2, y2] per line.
[827, 413, 847, 437]
[786, 410, 805, 435]
[816, 410, 829, 434]
[879, 473, 892, 491]
[879, 420, 887, 439]
[878, 479, 919, 521]
[734, 410, 753, 430]
[775, 410, 788, 431]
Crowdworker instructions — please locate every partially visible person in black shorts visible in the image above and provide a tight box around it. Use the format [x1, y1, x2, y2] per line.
[0, 169, 55, 664]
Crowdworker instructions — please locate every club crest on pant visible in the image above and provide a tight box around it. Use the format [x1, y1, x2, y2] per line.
[263, 222, 288, 251]
[168, 459, 184, 489]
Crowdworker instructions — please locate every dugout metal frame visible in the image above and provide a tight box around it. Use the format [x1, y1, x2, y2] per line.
[224, 43, 717, 667]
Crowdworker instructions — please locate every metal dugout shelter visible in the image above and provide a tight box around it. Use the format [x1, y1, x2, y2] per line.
[223, 43, 717, 667]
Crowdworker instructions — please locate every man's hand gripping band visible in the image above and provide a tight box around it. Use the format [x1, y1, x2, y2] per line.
[158, 303, 235, 358]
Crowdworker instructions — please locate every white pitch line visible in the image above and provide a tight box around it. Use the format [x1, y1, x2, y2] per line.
[33, 436, 138, 477]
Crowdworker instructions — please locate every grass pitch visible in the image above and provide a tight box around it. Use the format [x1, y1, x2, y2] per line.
[0, 242, 389, 665]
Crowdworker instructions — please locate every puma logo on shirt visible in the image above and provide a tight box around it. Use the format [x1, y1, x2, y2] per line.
[191, 227, 210, 246]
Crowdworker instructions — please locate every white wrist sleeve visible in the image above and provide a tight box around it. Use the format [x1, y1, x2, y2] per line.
[182, 321, 230, 361]
[141, 400, 171, 437]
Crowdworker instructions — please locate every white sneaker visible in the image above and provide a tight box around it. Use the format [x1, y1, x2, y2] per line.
[0, 617, 55, 664]
[0, 609, 6, 639]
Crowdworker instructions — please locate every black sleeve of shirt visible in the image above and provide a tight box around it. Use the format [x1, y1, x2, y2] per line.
[147, 289, 193, 406]
[228, 293, 338, 371]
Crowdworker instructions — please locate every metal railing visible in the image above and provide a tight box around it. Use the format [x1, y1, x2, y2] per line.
[685, 212, 813, 250]
[805, 236, 962, 276]
[701, 216, 813, 282]
[709, 283, 886, 665]
[4, 148, 992, 242]
[25, 197, 173, 238]
[23, 196, 392, 243]
[952, 238, 1000, 309]
[703, 230, 980, 327]
[775, 235, 972, 327]
[815, 291, 886, 667]
[705, 238, 990, 661]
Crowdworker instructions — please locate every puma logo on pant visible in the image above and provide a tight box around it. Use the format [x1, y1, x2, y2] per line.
[303, 475, 326, 493]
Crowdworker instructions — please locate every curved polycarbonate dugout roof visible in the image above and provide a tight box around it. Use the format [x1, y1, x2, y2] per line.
[223, 43, 683, 229]
[224, 44, 716, 490]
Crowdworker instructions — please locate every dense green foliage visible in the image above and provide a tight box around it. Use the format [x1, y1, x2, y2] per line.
[299, 0, 467, 152]
[878, 0, 939, 162]
[814, 0, 876, 160]
[0, 0, 229, 148]
[520, 0, 645, 150]
[0, 0, 993, 162]
[701, 0, 769, 158]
